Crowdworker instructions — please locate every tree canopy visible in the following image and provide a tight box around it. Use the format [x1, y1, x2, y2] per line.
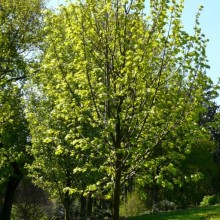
[0, 0, 44, 219]
[25, 0, 217, 219]
[0, 0, 219, 219]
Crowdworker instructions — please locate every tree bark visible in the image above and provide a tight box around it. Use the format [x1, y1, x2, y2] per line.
[0, 163, 22, 220]
[112, 101, 123, 220]
[64, 206, 70, 220]
[64, 194, 72, 220]
[80, 194, 86, 219]
[112, 168, 121, 220]
[86, 193, 93, 218]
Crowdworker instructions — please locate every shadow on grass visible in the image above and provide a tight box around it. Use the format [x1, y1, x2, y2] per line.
[127, 205, 220, 220]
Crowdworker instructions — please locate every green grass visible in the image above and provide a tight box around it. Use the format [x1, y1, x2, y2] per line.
[127, 205, 220, 220]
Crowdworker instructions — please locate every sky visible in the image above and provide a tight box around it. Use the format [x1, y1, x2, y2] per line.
[47, 0, 220, 103]
[182, 1, 220, 84]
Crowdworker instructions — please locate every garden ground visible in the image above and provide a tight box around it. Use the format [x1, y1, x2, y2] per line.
[127, 205, 220, 220]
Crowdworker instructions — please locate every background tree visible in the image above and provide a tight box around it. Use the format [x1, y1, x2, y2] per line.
[199, 94, 220, 196]
[0, 0, 44, 219]
[0, 87, 29, 220]
[27, 0, 215, 219]
[132, 79, 220, 211]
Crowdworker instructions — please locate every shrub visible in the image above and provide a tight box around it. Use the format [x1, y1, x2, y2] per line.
[152, 200, 176, 213]
[200, 195, 219, 206]
[11, 180, 53, 220]
[120, 190, 146, 217]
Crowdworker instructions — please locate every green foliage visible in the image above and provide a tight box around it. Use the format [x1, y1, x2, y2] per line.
[200, 195, 220, 207]
[11, 179, 53, 220]
[140, 137, 219, 210]
[11, 205, 48, 220]
[0, 87, 29, 185]
[175, 138, 219, 207]
[26, 0, 217, 219]
[0, 0, 45, 218]
[0, 0, 218, 219]
[120, 190, 146, 217]
[0, 0, 45, 182]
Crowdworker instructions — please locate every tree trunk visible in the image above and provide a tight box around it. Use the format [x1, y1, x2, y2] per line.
[0, 163, 22, 220]
[86, 193, 93, 218]
[112, 168, 121, 220]
[64, 206, 70, 220]
[112, 104, 123, 220]
[64, 193, 72, 220]
[80, 194, 86, 219]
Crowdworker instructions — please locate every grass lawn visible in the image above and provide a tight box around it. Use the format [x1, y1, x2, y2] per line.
[127, 205, 220, 220]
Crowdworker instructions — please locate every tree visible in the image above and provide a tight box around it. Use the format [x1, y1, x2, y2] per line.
[0, 87, 29, 220]
[28, 0, 214, 219]
[143, 136, 218, 209]
[0, 0, 44, 219]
